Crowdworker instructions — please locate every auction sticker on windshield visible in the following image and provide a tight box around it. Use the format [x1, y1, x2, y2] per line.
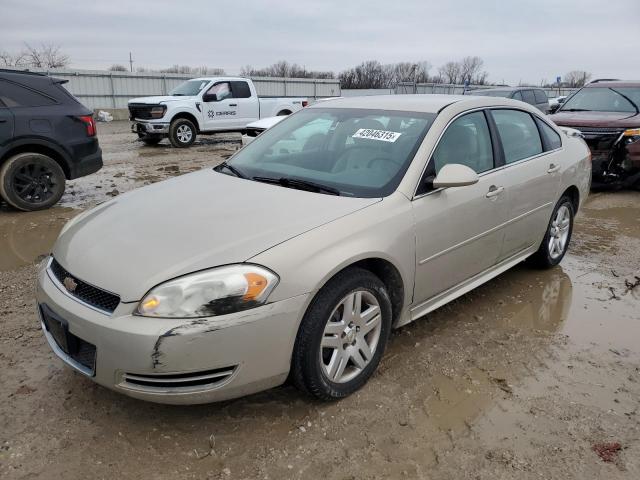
[352, 129, 402, 142]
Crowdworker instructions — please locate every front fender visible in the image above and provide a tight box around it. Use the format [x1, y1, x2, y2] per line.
[249, 193, 416, 322]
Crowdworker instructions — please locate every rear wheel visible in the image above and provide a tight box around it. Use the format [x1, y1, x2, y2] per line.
[292, 268, 392, 400]
[138, 133, 162, 146]
[529, 196, 574, 268]
[0, 153, 66, 211]
[276, 110, 291, 116]
[169, 118, 196, 148]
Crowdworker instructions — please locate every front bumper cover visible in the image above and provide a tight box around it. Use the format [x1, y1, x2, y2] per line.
[36, 262, 309, 404]
[132, 121, 170, 135]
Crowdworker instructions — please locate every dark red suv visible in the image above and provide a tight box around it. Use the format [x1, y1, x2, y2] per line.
[549, 80, 640, 189]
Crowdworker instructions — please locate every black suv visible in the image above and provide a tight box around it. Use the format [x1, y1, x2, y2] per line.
[0, 69, 102, 211]
[468, 87, 550, 113]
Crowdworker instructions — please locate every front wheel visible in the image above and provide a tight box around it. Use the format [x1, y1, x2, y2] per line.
[0, 153, 66, 211]
[529, 196, 574, 268]
[292, 268, 392, 400]
[168, 118, 196, 148]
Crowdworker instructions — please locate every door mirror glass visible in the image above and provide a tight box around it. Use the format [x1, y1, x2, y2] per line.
[549, 103, 560, 113]
[202, 92, 218, 102]
[432, 163, 479, 188]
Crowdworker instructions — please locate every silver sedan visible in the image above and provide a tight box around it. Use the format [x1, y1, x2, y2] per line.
[37, 95, 591, 404]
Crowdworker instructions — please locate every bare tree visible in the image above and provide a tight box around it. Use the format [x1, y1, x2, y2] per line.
[23, 43, 69, 68]
[241, 61, 334, 79]
[438, 61, 461, 84]
[564, 70, 592, 88]
[108, 64, 127, 72]
[0, 50, 28, 67]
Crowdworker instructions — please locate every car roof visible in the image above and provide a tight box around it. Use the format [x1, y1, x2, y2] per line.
[585, 81, 640, 88]
[311, 94, 529, 114]
[0, 68, 67, 87]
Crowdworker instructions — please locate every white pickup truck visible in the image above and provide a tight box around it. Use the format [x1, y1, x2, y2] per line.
[128, 77, 308, 147]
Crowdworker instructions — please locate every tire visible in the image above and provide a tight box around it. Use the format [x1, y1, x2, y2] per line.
[276, 110, 291, 116]
[529, 196, 574, 268]
[292, 267, 392, 400]
[168, 118, 196, 148]
[0, 153, 66, 211]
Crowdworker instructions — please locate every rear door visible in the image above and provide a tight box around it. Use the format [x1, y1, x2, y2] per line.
[412, 110, 510, 304]
[521, 89, 537, 107]
[230, 80, 259, 127]
[534, 89, 550, 113]
[488, 109, 562, 261]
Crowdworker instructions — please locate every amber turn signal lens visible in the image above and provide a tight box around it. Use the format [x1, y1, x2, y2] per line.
[623, 128, 640, 137]
[243, 273, 268, 300]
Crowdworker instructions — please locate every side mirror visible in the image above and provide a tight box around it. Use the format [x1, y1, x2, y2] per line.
[549, 104, 560, 113]
[432, 164, 479, 188]
[202, 92, 218, 102]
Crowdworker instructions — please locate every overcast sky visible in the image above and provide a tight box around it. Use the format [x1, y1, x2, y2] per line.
[1, 0, 638, 85]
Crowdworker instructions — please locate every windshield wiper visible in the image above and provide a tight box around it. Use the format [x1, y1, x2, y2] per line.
[252, 176, 340, 196]
[216, 161, 247, 179]
[561, 108, 591, 112]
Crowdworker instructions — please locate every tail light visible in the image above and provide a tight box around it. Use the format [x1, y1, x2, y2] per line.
[77, 115, 96, 137]
[302, 100, 309, 107]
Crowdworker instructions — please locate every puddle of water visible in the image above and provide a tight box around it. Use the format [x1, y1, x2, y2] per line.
[0, 207, 76, 271]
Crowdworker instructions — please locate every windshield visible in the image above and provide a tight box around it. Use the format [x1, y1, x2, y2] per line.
[470, 90, 511, 97]
[560, 87, 640, 113]
[225, 108, 436, 198]
[169, 79, 210, 96]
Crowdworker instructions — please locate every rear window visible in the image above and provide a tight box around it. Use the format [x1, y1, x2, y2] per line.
[471, 90, 511, 98]
[231, 81, 251, 98]
[535, 118, 562, 150]
[492, 109, 543, 163]
[534, 90, 548, 103]
[0, 80, 57, 107]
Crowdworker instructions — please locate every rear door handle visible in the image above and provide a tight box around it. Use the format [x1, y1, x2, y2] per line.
[547, 163, 561, 173]
[228, 103, 238, 107]
[486, 185, 504, 198]
[0, 119, 7, 123]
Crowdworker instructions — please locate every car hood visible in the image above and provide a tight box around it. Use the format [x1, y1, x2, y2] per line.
[128, 96, 192, 104]
[549, 111, 640, 129]
[53, 170, 379, 302]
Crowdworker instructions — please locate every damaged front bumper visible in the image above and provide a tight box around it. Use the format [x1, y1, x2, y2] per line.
[579, 128, 640, 188]
[36, 264, 309, 404]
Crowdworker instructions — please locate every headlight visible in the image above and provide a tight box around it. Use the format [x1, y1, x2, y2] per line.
[150, 105, 166, 119]
[136, 265, 278, 318]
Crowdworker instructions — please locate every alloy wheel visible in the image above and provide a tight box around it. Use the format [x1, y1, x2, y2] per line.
[548, 205, 571, 259]
[176, 124, 193, 143]
[320, 290, 382, 383]
[11, 163, 58, 204]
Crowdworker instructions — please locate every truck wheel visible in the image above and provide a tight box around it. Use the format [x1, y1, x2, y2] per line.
[276, 110, 291, 116]
[169, 118, 196, 148]
[0, 153, 66, 211]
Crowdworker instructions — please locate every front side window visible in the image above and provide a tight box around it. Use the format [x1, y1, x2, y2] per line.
[206, 82, 232, 101]
[512, 91, 523, 101]
[226, 108, 436, 198]
[432, 111, 494, 174]
[492, 109, 543, 163]
[560, 87, 640, 113]
[534, 90, 548, 103]
[0, 80, 57, 107]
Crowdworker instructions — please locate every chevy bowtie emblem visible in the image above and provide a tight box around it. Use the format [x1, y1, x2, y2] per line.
[63, 276, 78, 293]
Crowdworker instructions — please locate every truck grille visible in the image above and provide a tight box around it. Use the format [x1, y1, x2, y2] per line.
[128, 103, 154, 120]
[49, 258, 120, 314]
[572, 126, 624, 137]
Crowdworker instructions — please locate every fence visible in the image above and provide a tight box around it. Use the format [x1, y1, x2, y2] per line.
[30, 68, 341, 110]
[395, 82, 577, 98]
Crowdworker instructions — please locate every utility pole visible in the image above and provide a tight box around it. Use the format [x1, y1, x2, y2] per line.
[129, 52, 133, 72]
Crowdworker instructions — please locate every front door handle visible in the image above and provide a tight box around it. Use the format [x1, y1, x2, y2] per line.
[0, 119, 7, 123]
[486, 185, 504, 198]
[547, 163, 561, 173]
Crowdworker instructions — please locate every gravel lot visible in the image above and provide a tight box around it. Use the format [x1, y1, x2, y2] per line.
[1, 121, 639, 479]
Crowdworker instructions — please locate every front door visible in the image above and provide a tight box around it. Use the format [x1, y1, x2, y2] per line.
[230, 80, 259, 127]
[0, 104, 14, 146]
[412, 110, 509, 305]
[202, 81, 238, 130]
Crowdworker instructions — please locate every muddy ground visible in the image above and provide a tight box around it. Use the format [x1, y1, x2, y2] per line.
[1, 121, 639, 479]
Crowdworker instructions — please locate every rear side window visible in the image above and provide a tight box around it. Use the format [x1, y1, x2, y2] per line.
[432, 111, 494, 174]
[521, 90, 536, 105]
[535, 118, 562, 150]
[231, 81, 251, 98]
[0, 80, 57, 107]
[492, 109, 543, 164]
[534, 90, 548, 103]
